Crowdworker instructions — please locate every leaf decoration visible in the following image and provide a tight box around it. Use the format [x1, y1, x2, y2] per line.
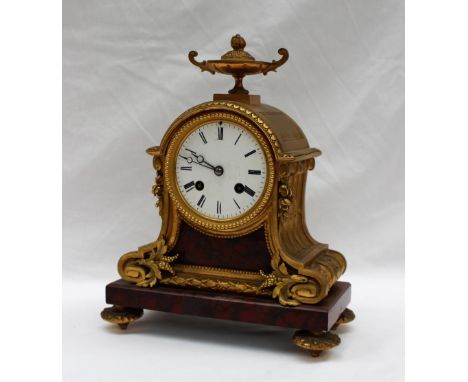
[259, 268, 309, 306]
[278, 262, 289, 276]
[259, 270, 279, 289]
[134, 238, 179, 287]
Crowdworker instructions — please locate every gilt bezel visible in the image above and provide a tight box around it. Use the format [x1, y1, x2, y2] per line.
[164, 111, 275, 235]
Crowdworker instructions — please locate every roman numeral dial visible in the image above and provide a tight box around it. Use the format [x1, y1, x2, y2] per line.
[175, 120, 267, 220]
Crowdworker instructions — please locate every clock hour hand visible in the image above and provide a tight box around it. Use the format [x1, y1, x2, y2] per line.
[180, 153, 215, 171]
[184, 149, 217, 170]
[179, 155, 193, 163]
[184, 148, 224, 176]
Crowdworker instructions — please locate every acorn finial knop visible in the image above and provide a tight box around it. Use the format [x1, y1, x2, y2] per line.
[231, 34, 246, 50]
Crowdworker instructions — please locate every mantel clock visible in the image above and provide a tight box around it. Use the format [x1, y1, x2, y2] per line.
[101, 35, 354, 357]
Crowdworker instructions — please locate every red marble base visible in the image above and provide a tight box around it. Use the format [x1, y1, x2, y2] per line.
[105, 279, 351, 332]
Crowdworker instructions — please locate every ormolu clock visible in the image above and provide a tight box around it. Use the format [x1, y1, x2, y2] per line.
[101, 34, 354, 357]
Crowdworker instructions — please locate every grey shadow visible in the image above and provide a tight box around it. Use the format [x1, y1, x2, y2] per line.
[103, 310, 343, 362]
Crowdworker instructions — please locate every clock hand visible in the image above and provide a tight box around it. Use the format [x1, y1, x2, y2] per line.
[180, 153, 216, 171]
[184, 148, 224, 176]
[195, 162, 216, 171]
[184, 148, 217, 171]
[179, 155, 193, 163]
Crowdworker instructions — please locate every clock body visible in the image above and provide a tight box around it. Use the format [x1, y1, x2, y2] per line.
[118, 97, 347, 306]
[103, 35, 354, 358]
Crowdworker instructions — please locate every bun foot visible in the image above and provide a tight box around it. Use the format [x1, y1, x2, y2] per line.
[292, 330, 341, 357]
[101, 305, 144, 330]
[331, 308, 355, 330]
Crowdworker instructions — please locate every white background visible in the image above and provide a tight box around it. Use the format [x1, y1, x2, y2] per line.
[6, 2, 468, 382]
[62, 0, 404, 381]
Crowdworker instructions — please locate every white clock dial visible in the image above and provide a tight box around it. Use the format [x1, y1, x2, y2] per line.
[175, 121, 267, 220]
